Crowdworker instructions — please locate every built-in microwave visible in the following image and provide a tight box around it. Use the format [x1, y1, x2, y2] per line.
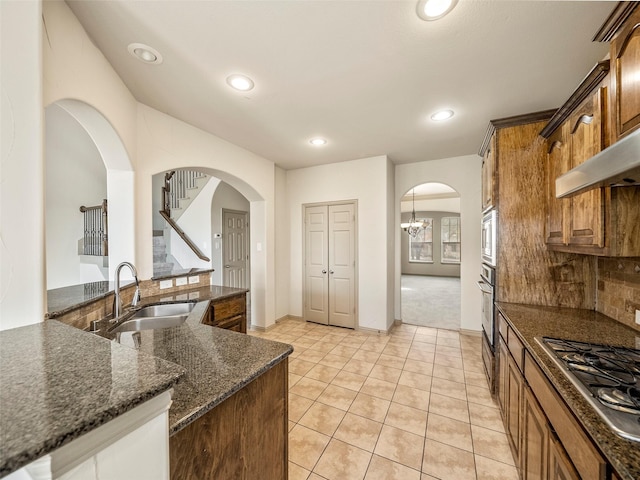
[481, 209, 497, 266]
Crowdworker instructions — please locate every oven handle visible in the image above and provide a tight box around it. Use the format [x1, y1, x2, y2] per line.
[477, 280, 493, 294]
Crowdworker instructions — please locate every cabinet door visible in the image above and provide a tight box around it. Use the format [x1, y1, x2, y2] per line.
[545, 125, 570, 245]
[522, 388, 549, 480]
[568, 89, 605, 248]
[506, 353, 523, 463]
[498, 336, 508, 415]
[549, 432, 580, 480]
[611, 7, 640, 141]
[481, 135, 496, 211]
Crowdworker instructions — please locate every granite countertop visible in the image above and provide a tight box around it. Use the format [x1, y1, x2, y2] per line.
[97, 285, 291, 435]
[496, 302, 640, 480]
[0, 321, 185, 478]
[150, 267, 214, 281]
[46, 281, 133, 318]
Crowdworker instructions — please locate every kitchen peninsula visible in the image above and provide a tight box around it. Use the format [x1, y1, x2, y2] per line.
[1, 281, 292, 479]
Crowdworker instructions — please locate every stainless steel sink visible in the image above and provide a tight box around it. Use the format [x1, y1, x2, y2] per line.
[110, 302, 195, 333]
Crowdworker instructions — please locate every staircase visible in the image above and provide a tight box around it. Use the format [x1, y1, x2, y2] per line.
[153, 230, 177, 276]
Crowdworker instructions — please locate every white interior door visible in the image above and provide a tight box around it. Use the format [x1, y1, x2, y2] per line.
[304, 203, 356, 328]
[328, 204, 356, 328]
[222, 209, 248, 288]
[304, 206, 329, 324]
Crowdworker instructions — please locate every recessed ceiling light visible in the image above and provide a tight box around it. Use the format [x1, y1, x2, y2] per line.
[309, 138, 327, 146]
[226, 74, 255, 92]
[416, 0, 458, 21]
[127, 43, 163, 65]
[431, 109, 454, 121]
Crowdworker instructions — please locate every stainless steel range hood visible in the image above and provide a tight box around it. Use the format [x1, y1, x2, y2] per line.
[556, 128, 640, 198]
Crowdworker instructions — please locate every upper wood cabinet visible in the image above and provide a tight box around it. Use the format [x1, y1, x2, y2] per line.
[611, 6, 640, 141]
[481, 134, 496, 211]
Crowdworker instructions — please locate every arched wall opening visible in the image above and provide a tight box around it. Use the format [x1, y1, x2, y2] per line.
[44, 99, 135, 293]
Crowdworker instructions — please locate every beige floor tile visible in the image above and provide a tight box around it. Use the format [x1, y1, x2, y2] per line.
[301, 331, 326, 340]
[413, 335, 437, 346]
[295, 337, 321, 348]
[475, 454, 519, 480]
[298, 349, 327, 364]
[290, 372, 303, 388]
[388, 337, 413, 348]
[464, 357, 486, 374]
[436, 336, 460, 348]
[369, 364, 402, 383]
[289, 348, 304, 359]
[344, 358, 376, 376]
[464, 369, 489, 388]
[466, 384, 496, 408]
[341, 337, 366, 348]
[377, 354, 406, 369]
[398, 370, 432, 392]
[392, 384, 430, 411]
[432, 364, 466, 384]
[314, 438, 372, 480]
[306, 364, 341, 383]
[436, 346, 462, 358]
[331, 370, 367, 392]
[471, 425, 515, 466]
[318, 353, 350, 370]
[385, 402, 428, 436]
[421, 475, 439, 480]
[428, 392, 470, 423]
[310, 341, 338, 353]
[299, 402, 346, 436]
[289, 461, 311, 480]
[426, 413, 473, 452]
[349, 392, 391, 423]
[289, 393, 314, 422]
[364, 455, 421, 480]
[352, 349, 382, 364]
[316, 384, 358, 411]
[416, 326, 438, 336]
[403, 359, 434, 376]
[374, 425, 424, 471]
[290, 377, 329, 401]
[289, 424, 331, 471]
[422, 439, 476, 480]
[433, 353, 464, 368]
[290, 359, 318, 376]
[360, 377, 397, 401]
[329, 344, 358, 358]
[469, 402, 505, 433]
[409, 341, 437, 353]
[334, 412, 383, 452]
[407, 349, 435, 363]
[360, 341, 388, 353]
[430, 377, 466, 400]
[382, 344, 410, 358]
[308, 474, 325, 480]
[289, 420, 296, 432]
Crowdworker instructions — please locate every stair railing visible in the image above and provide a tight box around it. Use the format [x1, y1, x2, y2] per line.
[161, 171, 210, 262]
[79, 199, 108, 256]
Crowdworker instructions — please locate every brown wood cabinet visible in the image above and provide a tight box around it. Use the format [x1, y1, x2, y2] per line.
[549, 433, 580, 480]
[521, 387, 549, 480]
[481, 133, 496, 211]
[545, 124, 570, 245]
[610, 6, 640, 142]
[202, 292, 247, 333]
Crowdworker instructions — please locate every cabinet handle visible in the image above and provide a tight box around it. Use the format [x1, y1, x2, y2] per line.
[547, 140, 562, 154]
[570, 114, 593, 134]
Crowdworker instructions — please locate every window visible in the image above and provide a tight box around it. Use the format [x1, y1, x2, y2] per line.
[409, 218, 433, 263]
[441, 216, 461, 264]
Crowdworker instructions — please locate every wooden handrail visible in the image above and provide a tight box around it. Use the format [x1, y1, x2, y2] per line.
[159, 210, 210, 262]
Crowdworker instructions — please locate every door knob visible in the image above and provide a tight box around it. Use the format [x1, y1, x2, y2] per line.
[224, 265, 231, 268]
[329, 270, 334, 274]
[322, 269, 327, 274]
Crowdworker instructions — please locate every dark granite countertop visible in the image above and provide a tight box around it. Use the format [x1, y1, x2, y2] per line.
[96, 285, 291, 435]
[0, 321, 185, 478]
[46, 281, 134, 318]
[151, 267, 214, 281]
[496, 302, 640, 480]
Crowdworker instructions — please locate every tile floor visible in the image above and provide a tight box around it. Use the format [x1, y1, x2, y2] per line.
[249, 319, 518, 480]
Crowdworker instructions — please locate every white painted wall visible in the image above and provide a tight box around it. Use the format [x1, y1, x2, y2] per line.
[170, 176, 218, 271]
[287, 155, 393, 332]
[402, 197, 461, 213]
[0, 0, 45, 330]
[45, 104, 108, 288]
[210, 181, 250, 286]
[275, 166, 290, 321]
[396, 155, 482, 332]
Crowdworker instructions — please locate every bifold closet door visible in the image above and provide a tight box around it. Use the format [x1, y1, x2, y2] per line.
[304, 203, 355, 328]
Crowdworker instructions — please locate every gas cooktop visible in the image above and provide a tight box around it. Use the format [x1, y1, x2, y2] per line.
[536, 336, 640, 442]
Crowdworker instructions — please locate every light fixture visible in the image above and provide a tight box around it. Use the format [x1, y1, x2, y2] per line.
[431, 109, 454, 121]
[401, 189, 429, 237]
[416, 0, 458, 21]
[226, 74, 255, 92]
[309, 138, 327, 146]
[127, 43, 163, 65]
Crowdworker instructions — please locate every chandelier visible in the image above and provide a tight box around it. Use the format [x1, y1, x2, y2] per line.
[401, 188, 429, 237]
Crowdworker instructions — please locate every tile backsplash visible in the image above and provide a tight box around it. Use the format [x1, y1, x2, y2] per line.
[597, 257, 640, 331]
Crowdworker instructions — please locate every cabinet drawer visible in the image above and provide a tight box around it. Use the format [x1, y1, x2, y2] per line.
[213, 295, 246, 321]
[217, 314, 244, 331]
[507, 327, 524, 372]
[524, 352, 606, 480]
[498, 313, 509, 341]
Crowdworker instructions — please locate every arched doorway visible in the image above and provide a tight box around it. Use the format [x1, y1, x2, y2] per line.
[400, 182, 461, 330]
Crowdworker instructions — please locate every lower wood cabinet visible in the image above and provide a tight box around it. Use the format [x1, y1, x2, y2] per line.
[521, 387, 548, 480]
[549, 432, 580, 480]
[201, 292, 247, 333]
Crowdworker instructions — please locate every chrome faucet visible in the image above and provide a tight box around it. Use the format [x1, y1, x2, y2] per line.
[113, 261, 141, 320]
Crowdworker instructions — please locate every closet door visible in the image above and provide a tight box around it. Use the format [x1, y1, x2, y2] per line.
[304, 206, 329, 324]
[328, 204, 355, 328]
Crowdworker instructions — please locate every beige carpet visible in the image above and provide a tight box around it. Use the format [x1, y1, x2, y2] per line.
[401, 275, 461, 330]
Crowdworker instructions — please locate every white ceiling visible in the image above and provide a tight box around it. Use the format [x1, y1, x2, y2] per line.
[66, 0, 612, 171]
